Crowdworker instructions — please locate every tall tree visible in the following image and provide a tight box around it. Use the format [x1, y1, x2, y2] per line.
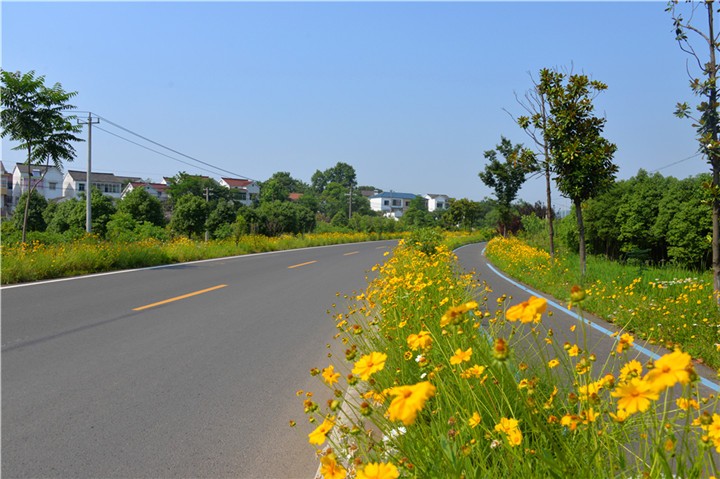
[479, 136, 535, 236]
[311, 162, 357, 194]
[0, 70, 83, 242]
[515, 72, 557, 257]
[670, 1, 720, 300]
[117, 187, 165, 226]
[539, 69, 618, 276]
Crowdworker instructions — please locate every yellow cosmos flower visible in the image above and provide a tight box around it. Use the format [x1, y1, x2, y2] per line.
[494, 417, 522, 446]
[322, 365, 341, 386]
[616, 333, 634, 354]
[440, 301, 478, 327]
[567, 344, 580, 357]
[609, 408, 629, 423]
[548, 358, 560, 368]
[407, 330, 433, 351]
[308, 416, 335, 445]
[578, 381, 602, 401]
[450, 347, 472, 365]
[352, 352, 388, 381]
[460, 364, 486, 379]
[468, 412, 482, 428]
[385, 381, 436, 425]
[619, 360, 643, 382]
[676, 397, 700, 411]
[506, 296, 547, 324]
[320, 453, 347, 479]
[610, 378, 659, 415]
[356, 462, 400, 479]
[644, 349, 693, 392]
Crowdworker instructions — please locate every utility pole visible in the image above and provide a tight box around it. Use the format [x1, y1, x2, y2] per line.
[204, 187, 210, 242]
[347, 185, 353, 220]
[77, 113, 99, 233]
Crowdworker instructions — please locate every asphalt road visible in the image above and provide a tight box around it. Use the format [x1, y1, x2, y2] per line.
[2, 240, 397, 479]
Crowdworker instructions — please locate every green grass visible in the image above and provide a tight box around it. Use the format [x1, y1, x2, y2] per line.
[485, 236, 720, 370]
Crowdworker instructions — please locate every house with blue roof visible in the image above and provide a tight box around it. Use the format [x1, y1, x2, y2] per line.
[369, 191, 420, 219]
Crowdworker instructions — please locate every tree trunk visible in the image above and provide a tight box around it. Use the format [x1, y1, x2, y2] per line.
[545, 162, 555, 259]
[707, 2, 720, 304]
[20, 144, 32, 244]
[574, 197, 586, 277]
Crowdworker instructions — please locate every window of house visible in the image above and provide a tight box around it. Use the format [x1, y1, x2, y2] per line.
[78, 182, 85, 192]
[392, 199, 401, 206]
[239, 192, 247, 201]
[384, 200, 389, 206]
[437, 202, 444, 209]
[405, 201, 410, 207]
[32, 169, 41, 177]
[49, 182, 57, 191]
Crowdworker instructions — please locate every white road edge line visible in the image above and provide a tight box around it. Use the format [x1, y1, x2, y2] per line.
[1, 239, 398, 290]
[469, 244, 720, 393]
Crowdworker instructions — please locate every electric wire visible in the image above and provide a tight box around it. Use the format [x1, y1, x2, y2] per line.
[93, 125, 224, 178]
[649, 152, 702, 172]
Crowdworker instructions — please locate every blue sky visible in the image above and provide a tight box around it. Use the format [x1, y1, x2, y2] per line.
[1, 1, 710, 210]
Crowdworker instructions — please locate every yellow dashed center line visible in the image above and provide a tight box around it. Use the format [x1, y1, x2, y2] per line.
[343, 251, 359, 256]
[133, 284, 228, 311]
[288, 260, 317, 269]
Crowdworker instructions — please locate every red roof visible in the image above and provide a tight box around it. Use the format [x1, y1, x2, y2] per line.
[222, 177, 253, 188]
[288, 192, 304, 201]
[130, 182, 168, 192]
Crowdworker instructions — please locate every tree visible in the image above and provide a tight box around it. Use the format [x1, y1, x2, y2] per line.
[479, 136, 535, 236]
[441, 198, 486, 230]
[116, 187, 165, 226]
[264, 171, 309, 194]
[311, 162, 357, 194]
[670, 1, 720, 298]
[260, 177, 291, 203]
[12, 190, 48, 232]
[515, 72, 557, 257]
[400, 196, 435, 229]
[169, 194, 208, 238]
[205, 198, 237, 238]
[0, 70, 83, 243]
[165, 172, 227, 205]
[539, 69, 618, 276]
[46, 187, 116, 237]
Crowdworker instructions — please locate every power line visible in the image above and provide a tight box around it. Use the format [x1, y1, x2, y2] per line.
[64, 111, 255, 181]
[93, 125, 227, 178]
[649, 152, 702, 173]
[94, 114, 253, 181]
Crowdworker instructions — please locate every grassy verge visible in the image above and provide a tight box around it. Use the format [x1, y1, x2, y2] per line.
[484, 236, 720, 370]
[299, 239, 719, 478]
[0, 229, 491, 285]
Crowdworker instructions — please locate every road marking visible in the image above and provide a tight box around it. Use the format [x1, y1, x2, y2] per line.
[132, 284, 227, 311]
[478, 246, 720, 393]
[343, 251, 359, 256]
[288, 260, 317, 269]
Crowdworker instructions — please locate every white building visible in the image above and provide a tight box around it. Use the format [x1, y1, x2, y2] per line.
[121, 181, 170, 202]
[424, 194, 449, 212]
[369, 191, 419, 220]
[219, 177, 260, 206]
[63, 170, 141, 200]
[11, 162, 65, 206]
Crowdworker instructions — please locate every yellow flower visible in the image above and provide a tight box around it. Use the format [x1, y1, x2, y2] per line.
[676, 397, 700, 411]
[407, 330, 433, 351]
[308, 416, 335, 445]
[616, 333, 634, 354]
[320, 453, 347, 479]
[450, 347, 472, 365]
[385, 381, 436, 425]
[460, 364, 486, 379]
[440, 301, 478, 327]
[610, 378, 659, 415]
[644, 349, 693, 392]
[609, 408, 629, 423]
[506, 296, 547, 324]
[548, 358, 560, 368]
[352, 352, 387, 381]
[322, 365, 341, 386]
[468, 412, 482, 428]
[494, 417, 522, 446]
[578, 381, 602, 401]
[568, 344, 580, 357]
[356, 462, 399, 479]
[619, 360, 642, 382]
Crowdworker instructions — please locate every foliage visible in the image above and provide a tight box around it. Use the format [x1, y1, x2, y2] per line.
[165, 171, 228, 205]
[116, 186, 165, 227]
[262, 171, 309, 196]
[538, 68, 618, 275]
[12, 190, 48, 232]
[45, 188, 116, 237]
[311, 162, 357, 194]
[0, 69, 83, 242]
[441, 198, 490, 230]
[205, 198, 237, 239]
[249, 200, 316, 236]
[479, 136, 536, 235]
[260, 177, 291, 203]
[169, 194, 208, 238]
[301, 239, 719, 478]
[399, 196, 435, 229]
[406, 227, 444, 255]
[105, 212, 169, 243]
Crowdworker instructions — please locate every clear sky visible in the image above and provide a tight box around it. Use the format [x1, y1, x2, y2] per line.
[1, 1, 711, 210]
